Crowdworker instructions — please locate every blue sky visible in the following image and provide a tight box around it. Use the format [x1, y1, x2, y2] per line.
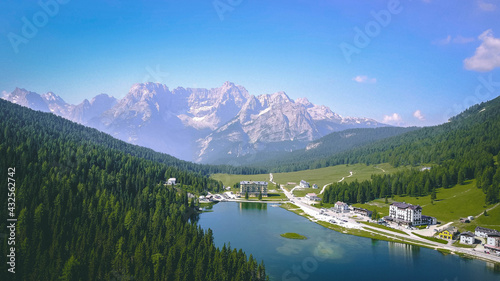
[1, 0, 500, 126]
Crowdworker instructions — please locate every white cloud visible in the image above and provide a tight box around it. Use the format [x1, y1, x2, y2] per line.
[434, 35, 451, 45]
[453, 35, 475, 44]
[383, 113, 403, 125]
[433, 35, 474, 45]
[464, 29, 500, 72]
[352, 75, 377, 84]
[478, 0, 496, 11]
[413, 110, 425, 121]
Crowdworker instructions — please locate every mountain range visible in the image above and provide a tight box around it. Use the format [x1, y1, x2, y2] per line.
[2, 82, 386, 163]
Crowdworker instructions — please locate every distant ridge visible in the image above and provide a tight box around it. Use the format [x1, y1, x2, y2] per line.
[2, 82, 386, 163]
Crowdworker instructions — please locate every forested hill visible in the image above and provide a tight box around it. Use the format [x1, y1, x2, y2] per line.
[265, 96, 500, 173]
[321, 96, 500, 206]
[1, 98, 265, 176]
[249, 126, 417, 171]
[0, 99, 268, 280]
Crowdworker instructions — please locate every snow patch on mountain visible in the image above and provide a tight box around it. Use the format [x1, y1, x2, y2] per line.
[2, 82, 386, 163]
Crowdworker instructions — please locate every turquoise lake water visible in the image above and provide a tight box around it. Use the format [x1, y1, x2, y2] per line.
[198, 202, 500, 281]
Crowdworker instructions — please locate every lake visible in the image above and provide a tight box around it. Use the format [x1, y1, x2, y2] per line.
[198, 202, 500, 281]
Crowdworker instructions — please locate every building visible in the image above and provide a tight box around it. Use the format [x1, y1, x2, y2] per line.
[389, 202, 422, 226]
[167, 178, 176, 185]
[485, 234, 500, 253]
[239, 181, 268, 197]
[421, 215, 437, 225]
[475, 226, 500, 238]
[300, 180, 310, 188]
[460, 232, 475, 244]
[487, 233, 500, 247]
[352, 207, 372, 217]
[312, 184, 319, 189]
[305, 193, 321, 201]
[438, 226, 457, 240]
[387, 202, 436, 226]
[334, 201, 349, 213]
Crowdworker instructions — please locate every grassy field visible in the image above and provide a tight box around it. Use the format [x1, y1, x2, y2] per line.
[292, 188, 322, 197]
[352, 180, 500, 231]
[315, 221, 435, 248]
[241, 192, 289, 201]
[213, 163, 500, 234]
[360, 221, 409, 236]
[457, 203, 500, 232]
[212, 163, 403, 189]
[411, 232, 448, 244]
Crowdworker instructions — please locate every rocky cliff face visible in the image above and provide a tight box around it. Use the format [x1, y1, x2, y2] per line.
[2, 82, 385, 163]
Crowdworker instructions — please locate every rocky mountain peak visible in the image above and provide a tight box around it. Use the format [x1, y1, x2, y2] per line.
[295, 97, 313, 107]
[3, 82, 386, 163]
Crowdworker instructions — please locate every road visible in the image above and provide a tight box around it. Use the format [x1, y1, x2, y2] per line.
[278, 184, 500, 263]
[280, 184, 361, 229]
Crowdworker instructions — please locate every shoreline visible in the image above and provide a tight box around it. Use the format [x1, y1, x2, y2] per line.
[276, 201, 500, 266]
[212, 191, 500, 265]
[216, 199, 500, 265]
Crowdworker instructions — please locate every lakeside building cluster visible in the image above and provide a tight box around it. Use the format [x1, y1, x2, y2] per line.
[383, 202, 437, 226]
[238, 181, 268, 197]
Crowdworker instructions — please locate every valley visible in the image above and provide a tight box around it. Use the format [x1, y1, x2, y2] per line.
[4, 1, 500, 280]
[212, 163, 403, 188]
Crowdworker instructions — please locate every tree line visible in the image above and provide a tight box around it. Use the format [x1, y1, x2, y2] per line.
[0, 100, 268, 281]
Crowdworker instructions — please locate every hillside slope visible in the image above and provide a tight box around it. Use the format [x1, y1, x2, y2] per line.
[239, 127, 418, 170]
[0, 100, 268, 280]
[321, 96, 500, 207]
[267, 96, 500, 173]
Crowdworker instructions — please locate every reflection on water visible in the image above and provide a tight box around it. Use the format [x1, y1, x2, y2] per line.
[486, 262, 500, 273]
[388, 242, 420, 262]
[239, 202, 268, 211]
[199, 202, 500, 281]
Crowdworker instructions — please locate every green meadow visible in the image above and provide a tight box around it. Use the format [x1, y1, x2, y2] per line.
[212, 163, 402, 190]
[353, 180, 500, 232]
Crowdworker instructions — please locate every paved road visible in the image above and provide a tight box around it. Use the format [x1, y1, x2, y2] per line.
[279, 185, 500, 263]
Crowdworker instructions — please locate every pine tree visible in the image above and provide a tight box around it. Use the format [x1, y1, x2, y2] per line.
[372, 209, 379, 221]
[458, 169, 465, 185]
[425, 179, 432, 193]
[245, 191, 249, 200]
[442, 174, 449, 189]
[258, 192, 262, 200]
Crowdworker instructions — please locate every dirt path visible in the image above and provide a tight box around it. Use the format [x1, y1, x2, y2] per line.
[319, 183, 333, 195]
[475, 202, 500, 219]
[320, 172, 352, 194]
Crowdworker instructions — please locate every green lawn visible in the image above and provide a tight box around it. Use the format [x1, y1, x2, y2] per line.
[242, 192, 289, 201]
[360, 221, 409, 236]
[456, 203, 500, 232]
[280, 233, 307, 240]
[411, 232, 448, 244]
[212, 163, 403, 190]
[353, 180, 497, 225]
[292, 188, 322, 198]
